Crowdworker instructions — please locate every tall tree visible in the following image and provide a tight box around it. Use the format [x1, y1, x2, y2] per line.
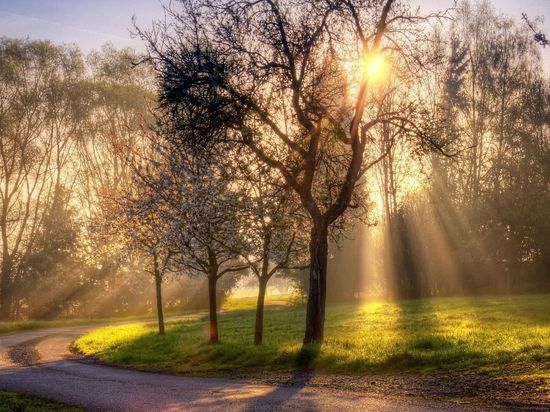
[0, 39, 68, 319]
[138, 0, 446, 343]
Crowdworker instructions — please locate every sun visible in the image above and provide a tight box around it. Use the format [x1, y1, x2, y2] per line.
[360, 52, 389, 82]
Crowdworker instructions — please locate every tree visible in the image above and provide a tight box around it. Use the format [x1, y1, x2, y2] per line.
[522, 13, 550, 48]
[151, 148, 249, 343]
[19, 185, 81, 319]
[363, 1, 550, 298]
[137, 0, 447, 344]
[0, 39, 80, 319]
[118, 170, 175, 335]
[236, 159, 309, 344]
[73, 44, 156, 319]
[0, 39, 192, 321]
[76, 44, 153, 218]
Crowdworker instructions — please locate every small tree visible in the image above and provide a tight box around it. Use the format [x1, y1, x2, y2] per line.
[120, 179, 174, 335]
[236, 160, 309, 344]
[155, 151, 249, 343]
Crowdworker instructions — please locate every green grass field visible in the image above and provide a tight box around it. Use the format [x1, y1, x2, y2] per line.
[222, 293, 294, 311]
[0, 391, 83, 412]
[74, 294, 550, 380]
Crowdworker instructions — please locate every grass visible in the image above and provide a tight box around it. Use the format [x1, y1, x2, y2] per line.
[0, 294, 290, 335]
[0, 391, 83, 411]
[222, 293, 294, 311]
[0, 308, 201, 335]
[73, 294, 550, 379]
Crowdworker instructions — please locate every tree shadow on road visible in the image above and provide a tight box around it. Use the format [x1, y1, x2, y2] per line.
[241, 341, 321, 410]
[245, 369, 316, 412]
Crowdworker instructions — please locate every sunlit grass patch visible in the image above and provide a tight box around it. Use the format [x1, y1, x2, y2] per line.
[222, 293, 294, 311]
[74, 294, 550, 377]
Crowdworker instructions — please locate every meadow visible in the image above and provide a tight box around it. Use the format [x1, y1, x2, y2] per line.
[221, 293, 295, 311]
[74, 294, 550, 381]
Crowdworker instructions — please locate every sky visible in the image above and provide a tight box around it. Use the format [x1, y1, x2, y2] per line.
[0, 0, 163, 52]
[0, 0, 548, 67]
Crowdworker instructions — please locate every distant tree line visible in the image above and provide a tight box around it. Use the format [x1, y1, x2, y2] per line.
[0, 38, 307, 340]
[0, 39, 224, 321]
[0, 39, 157, 320]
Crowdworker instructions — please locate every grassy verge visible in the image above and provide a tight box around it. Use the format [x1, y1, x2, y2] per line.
[0, 391, 83, 411]
[0, 309, 201, 335]
[74, 294, 550, 379]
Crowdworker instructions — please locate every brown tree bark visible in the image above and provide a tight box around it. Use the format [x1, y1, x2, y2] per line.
[154, 271, 165, 335]
[208, 275, 219, 344]
[0, 257, 13, 321]
[303, 219, 328, 344]
[254, 277, 268, 345]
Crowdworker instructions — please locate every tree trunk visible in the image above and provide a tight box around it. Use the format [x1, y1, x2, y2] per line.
[154, 272, 165, 335]
[0, 258, 13, 321]
[208, 275, 219, 344]
[254, 278, 268, 345]
[303, 219, 328, 344]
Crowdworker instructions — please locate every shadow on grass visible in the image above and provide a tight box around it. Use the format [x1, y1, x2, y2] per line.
[295, 343, 321, 370]
[314, 298, 487, 374]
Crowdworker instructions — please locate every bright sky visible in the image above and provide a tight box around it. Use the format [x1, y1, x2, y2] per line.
[0, 0, 548, 68]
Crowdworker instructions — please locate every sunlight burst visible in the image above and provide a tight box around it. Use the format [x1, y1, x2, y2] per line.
[360, 52, 389, 82]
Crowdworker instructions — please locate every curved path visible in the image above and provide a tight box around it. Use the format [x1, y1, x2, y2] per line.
[0, 323, 493, 411]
